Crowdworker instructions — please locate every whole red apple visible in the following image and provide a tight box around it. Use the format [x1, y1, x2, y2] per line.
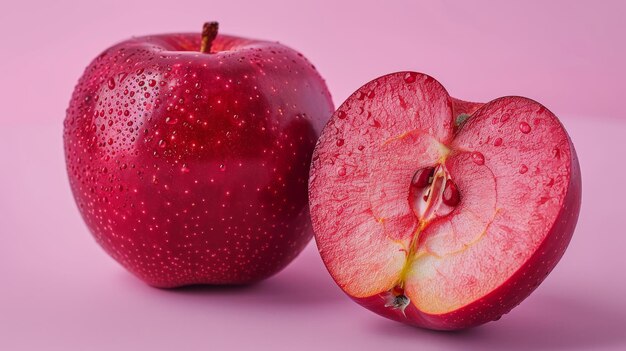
[64, 23, 333, 287]
[309, 72, 581, 330]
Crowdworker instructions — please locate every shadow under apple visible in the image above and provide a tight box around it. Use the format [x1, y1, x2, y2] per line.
[117, 243, 347, 308]
[368, 292, 626, 350]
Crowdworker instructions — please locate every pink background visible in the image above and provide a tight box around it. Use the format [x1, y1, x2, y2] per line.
[1, 0, 625, 350]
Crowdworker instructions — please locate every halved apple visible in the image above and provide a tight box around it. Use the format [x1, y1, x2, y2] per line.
[308, 72, 581, 330]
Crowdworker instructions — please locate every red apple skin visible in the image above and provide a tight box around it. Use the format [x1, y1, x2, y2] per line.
[309, 72, 581, 330]
[64, 32, 333, 287]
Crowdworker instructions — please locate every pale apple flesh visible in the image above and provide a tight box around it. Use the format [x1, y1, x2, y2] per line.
[308, 72, 581, 329]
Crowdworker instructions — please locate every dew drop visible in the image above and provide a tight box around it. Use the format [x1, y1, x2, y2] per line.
[337, 111, 347, 119]
[107, 138, 114, 145]
[336, 138, 345, 147]
[519, 164, 528, 174]
[158, 140, 167, 148]
[181, 164, 190, 173]
[471, 152, 485, 165]
[358, 145, 365, 151]
[107, 77, 116, 90]
[519, 122, 531, 134]
[500, 114, 510, 123]
[337, 166, 346, 176]
[493, 137, 503, 146]
[404, 72, 417, 83]
[148, 79, 157, 87]
[357, 91, 366, 100]
[219, 164, 226, 172]
[367, 90, 375, 99]
[165, 117, 178, 125]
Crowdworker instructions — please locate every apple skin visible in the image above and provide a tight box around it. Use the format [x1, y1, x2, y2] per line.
[64, 31, 333, 287]
[309, 72, 581, 330]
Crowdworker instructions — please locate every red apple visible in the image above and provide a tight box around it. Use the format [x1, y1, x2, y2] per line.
[309, 72, 581, 330]
[64, 23, 333, 287]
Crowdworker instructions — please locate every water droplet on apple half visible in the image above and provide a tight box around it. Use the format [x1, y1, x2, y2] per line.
[308, 72, 581, 330]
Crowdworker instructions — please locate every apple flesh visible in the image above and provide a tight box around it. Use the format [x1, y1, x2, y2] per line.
[309, 72, 581, 330]
[64, 23, 333, 287]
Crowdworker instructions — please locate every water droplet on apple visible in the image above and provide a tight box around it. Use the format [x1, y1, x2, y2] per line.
[107, 138, 114, 145]
[471, 152, 485, 165]
[337, 166, 346, 176]
[181, 164, 190, 173]
[367, 90, 375, 99]
[165, 117, 178, 125]
[148, 79, 157, 87]
[357, 92, 366, 100]
[107, 77, 116, 90]
[336, 139, 345, 147]
[158, 140, 167, 148]
[519, 164, 528, 174]
[500, 114, 510, 123]
[494, 137, 503, 146]
[219, 164, 226, 171]
[358, 145, 365, 151]
[337, 111, 346, 119]
[404, 72, 417, 83]
[519, 122, 531, 134]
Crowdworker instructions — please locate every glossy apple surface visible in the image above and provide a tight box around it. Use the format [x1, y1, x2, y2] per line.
[309, 72, 581, 330]
[64, 25, 333, 287]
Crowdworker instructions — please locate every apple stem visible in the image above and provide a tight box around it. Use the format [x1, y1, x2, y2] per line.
[200, 22, 219, 54]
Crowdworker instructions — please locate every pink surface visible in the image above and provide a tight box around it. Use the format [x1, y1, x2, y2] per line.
[1, 0, 625, 350]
